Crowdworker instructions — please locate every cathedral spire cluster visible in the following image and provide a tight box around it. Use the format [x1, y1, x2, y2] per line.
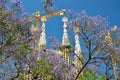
[30, 16, 83, 70]
[27, 10, 83, 79]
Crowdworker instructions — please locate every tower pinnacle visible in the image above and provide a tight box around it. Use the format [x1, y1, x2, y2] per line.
[38, 17, 47, 50]
[62, 17, 70, 45]
[74, 27, 83, 73]
[61, 17, 71, 64]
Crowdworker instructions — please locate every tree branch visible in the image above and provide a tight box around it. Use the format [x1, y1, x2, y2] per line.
[0, 52, 14, 64]
[75, 56, 91, 80]
[74, 53, 83, 65]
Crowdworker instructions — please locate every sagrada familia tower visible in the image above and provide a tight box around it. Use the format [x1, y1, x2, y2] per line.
[25, 9, 83, 80]
[24, 9, 120, 80]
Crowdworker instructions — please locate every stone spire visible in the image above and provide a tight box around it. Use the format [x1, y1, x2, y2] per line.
[24, 24, 40, 80]
[61, 17, 71, 64]
[74, 27, 83, 73]
[24, 64, 32, 80]
[38, 17, 47, 50]
[62, 17, 70, 45]
[30, 24, 40, 50]
[107, 26, 118, 80]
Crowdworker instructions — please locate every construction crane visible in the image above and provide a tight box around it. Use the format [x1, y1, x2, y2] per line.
[29, 9, 66, 28]
[107, 26, 118, 80]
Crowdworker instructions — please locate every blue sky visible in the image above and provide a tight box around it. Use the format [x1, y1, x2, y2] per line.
[21, 0, 120, 47]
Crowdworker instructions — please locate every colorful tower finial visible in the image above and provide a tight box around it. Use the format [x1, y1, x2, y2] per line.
[62, 17, 70, 45]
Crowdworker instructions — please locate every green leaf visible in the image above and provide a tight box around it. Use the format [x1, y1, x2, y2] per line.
[97, 76, 106, 80]
[0, 50, 3, 54]
[19, 72, 25, 80]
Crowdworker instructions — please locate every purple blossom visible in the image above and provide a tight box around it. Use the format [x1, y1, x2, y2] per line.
[10, 0, 17, 3]
[48, 36, 61, 49]
[40, 0, 55, 4]
[9, 0, 24, 14]
[32, 49, 75, 79]
[40, 0, 55, 14]
[46, 6, 55, 14]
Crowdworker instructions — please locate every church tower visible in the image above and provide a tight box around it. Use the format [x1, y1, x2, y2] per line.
[107, 26, 118, 80]
[61, 17, 72, 64]
[73, 27, 83, 73]
[38, 17, 47, 50]
[24, 21, 40, 80]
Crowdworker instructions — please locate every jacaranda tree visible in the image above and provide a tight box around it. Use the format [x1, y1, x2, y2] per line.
[0, 0, 120, 80]
[67, 10, 120, 80]
[0, 0, 31, 79]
